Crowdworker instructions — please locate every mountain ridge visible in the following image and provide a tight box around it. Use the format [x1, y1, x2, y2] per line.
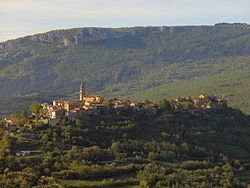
[1, 23, 249, 48]
[0, 26, 172, 49]
[0, 24, 249, 115]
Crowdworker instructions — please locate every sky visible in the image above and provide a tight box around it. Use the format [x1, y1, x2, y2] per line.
[0, 0, 249, 42]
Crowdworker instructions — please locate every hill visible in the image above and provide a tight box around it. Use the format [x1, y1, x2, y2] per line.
[0, 24, 250, 115]
[0, 107, 250, 187]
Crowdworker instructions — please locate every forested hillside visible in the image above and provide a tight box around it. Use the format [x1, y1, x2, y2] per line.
[0, 107, 250, 187]
[0, 24, 249, 116]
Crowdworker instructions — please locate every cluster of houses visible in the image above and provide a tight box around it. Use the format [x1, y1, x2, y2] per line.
[41, 97, 144, 123]
[41, 89, 226, 123]
[40, 81, 147, 123]
[42, 95, 105, 123]
[1, 81, 227, 128]
[170, 94, 227, 110]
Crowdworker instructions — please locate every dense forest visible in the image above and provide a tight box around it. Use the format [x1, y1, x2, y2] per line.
[0, 24, 250, 117]
[0, 105, 250, 187]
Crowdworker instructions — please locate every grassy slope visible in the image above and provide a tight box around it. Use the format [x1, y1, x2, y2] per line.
[125, 56, 250, 114]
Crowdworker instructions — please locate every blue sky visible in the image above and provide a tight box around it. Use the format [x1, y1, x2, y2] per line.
[0, 0, 249, 42]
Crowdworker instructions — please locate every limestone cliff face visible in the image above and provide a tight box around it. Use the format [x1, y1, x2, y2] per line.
[1, 24, 249, 50]
[0, 26, 178, 49]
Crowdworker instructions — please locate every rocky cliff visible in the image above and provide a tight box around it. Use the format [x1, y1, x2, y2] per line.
[0, 25, 214, 49]
[1, 24, 249, 50]
[0, 27, 167, 49]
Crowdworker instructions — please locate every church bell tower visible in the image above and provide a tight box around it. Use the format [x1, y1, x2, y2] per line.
[80, 81, 85, 101]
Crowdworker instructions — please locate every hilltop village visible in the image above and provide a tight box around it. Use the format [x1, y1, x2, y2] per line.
[1, 83, 249, 188]
[3, 81, 227, 128]
[43, 81, 227, 123]
[39, 82, 226, 123]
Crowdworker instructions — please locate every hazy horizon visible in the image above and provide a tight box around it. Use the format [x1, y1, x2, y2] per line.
[1, 0, 250, 42]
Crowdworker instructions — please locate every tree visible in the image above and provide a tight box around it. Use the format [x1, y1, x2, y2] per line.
[20, 118, 28, 126]
[0, 120, 5, 128]
[52, 131, 58, 138]
[76, 119, 82, 127]
[184, 102, 194, 110]
[158, 99, 171, 111]
[39, 108, 46, 116]
[137, 164, 166, 185]
[103, 101, 114, 108]
[30, 103, 42, 118]
[169, 101, 176, 111]
[20, 111, 28, 119]
[41, 134, 49, 144]
[10, 113, 20, 118]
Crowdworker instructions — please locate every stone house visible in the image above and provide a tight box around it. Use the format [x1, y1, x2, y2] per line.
[51, 107, 65, 119]
[4, 118, 21, 129]
[130, 101, 142, 110]
[64, 100, 84, 112]
[83, 95, 104, 103]
[66, 107, 86, 121]
[53, 100, 66, 107]
[114, 100, 131, 109]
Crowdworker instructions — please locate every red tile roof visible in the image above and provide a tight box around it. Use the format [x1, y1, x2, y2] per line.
[84, 95, 104, 98]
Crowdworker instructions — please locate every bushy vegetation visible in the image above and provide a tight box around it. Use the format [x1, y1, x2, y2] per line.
[0, 106, 250, 187]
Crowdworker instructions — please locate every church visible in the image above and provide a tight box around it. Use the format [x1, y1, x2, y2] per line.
[42, 81, 105, 121]
[80, 81, 104, 103]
